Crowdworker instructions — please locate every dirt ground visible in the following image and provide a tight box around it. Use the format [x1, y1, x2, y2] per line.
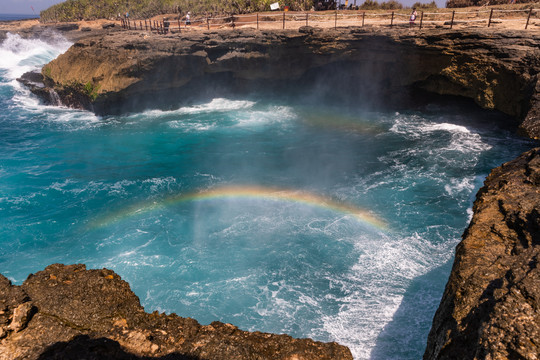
[1, 6, 539, 35]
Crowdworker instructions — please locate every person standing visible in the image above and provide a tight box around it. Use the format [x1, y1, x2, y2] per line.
[163, 17, 170, 33]
[186, 12, 191, 26]
[410, 8, 417, 27]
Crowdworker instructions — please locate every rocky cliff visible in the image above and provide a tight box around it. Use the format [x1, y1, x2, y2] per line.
[424, 147, 540, 359]
[0, 264, 352, 360]
[11, 26, 540, 358]
[27, 27, 540, 138]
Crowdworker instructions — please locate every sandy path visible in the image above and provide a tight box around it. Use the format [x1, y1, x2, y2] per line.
[1, 8, 539, 36]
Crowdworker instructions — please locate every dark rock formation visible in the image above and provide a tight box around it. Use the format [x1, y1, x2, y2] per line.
[0, 264, 352, 360]
[424, 148, 540, 359]
[26, 28, 540, 138]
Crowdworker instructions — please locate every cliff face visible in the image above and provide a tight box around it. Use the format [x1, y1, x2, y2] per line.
[12, 27, 540, 358]
[0, 264, 352, 360]
[424, 148, 540, 359]
[32, 28, 540, 138]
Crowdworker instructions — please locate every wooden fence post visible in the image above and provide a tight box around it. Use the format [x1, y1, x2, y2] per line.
[257, 13, 259, 29]
[335, 10, 337, 29]
[420, 10, 424, 29]
[450, 10, 455, 29]
[283, 11, 286, 29]
[207, 16, 210, 30]
[488, 8, 493, 27]
[306, 13, 308, 26]
[362, 11, 365, 26]
[525, 8, 532, 29]
[391, 11, 394, 27]
[140, 21, 142, 30]
[178, 18, 181, 33]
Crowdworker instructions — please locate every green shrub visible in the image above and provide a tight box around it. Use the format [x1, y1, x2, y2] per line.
[380, 0, 403, 9]
[359, 0, 380, 10]
[411, 1, 437, 9]
[39, 0, 316, 22]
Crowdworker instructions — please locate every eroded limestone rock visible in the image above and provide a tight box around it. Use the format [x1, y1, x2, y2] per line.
[424, 147, 540, 360]
[0, 264, 352, 360]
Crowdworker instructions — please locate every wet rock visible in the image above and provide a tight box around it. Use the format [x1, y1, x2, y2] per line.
[28, 28, 540, 137]
[424, 147, 540, 360]
[0, 264, 352, 360]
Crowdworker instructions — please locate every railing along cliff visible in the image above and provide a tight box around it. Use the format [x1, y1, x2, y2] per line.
[120, 8, 539, 34]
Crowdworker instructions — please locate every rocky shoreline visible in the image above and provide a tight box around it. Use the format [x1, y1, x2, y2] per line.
[0, 264, 352, 359]
[17, 27, 540, 139]
[424, 147, 540, 359]
[2, 25, 540, 358]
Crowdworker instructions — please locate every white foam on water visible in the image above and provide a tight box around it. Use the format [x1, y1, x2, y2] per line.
[142, 177, 177, 193]
[0, 33, 71, 80]
[234, 106, 297, 128]
[177, 98, 256, 114]
[444, 177, 476, 197]
[137, 98, 256, 120]
[321, 233, 458, 359]
[166, 103, 296, 131]
[167, 120, 215, 132]
[390, 116, 492, 154]
[0, 33, 104, 130]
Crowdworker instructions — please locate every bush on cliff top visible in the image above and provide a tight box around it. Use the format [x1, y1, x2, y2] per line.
[40, 0, 314, 22]
[446, 0, 531, 7]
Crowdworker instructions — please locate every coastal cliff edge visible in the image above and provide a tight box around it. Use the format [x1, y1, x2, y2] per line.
[20, 27, 540, 138]
[7, 26, 540, 358]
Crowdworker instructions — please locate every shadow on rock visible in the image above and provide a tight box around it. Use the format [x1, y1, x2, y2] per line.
[37, 335, 200, 360]
[369, 260, 453, 360]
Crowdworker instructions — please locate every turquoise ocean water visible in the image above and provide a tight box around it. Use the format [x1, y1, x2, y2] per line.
[0, 33, 536, 359]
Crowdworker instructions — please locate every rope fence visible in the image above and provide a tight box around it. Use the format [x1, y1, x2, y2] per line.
[119, 8, 540, 34]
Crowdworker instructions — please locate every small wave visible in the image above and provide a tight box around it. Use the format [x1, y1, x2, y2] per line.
[0, 33, 71, 80]
[131, 100, 297, 132]
[167, 120, 215, 132]
[392, 117, 491, 153]
[323, 232, 458, 359]
[234, 106, 297, 128]
[136, 98, 256, 119]
[444, 177, 476, 197]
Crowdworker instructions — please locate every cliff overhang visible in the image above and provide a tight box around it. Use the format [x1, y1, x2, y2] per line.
[21, 27, 540, 138]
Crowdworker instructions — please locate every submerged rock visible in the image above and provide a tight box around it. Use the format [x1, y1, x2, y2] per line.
[424, 147, 540, 359]
[0, 264, 352, 359]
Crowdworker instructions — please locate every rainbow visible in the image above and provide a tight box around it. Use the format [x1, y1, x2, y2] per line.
[90, 185, 388, 231]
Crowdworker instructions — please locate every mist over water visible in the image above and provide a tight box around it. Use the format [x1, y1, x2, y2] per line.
[0, 34, 536, 359]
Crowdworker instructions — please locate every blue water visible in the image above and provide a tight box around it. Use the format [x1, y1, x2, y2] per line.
[0, 33, 536, 359]
[0, 14, 39, 21]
